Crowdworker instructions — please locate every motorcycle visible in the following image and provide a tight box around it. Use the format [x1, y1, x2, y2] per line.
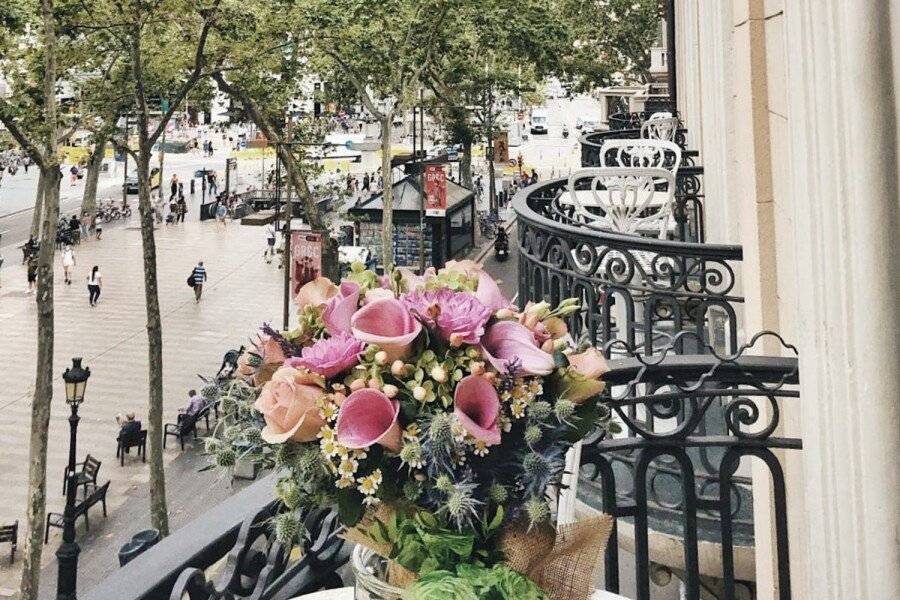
[562, 126, 570, 139]
[494, 231, 509, 262]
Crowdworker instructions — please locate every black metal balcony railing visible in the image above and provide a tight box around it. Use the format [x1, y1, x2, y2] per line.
[583, 333, 800, 600]
[83, 475, 348, 600]
[514, 178, 741, 354]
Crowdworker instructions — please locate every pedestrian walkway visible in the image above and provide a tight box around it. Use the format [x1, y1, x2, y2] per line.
[0, 220, 282, 590]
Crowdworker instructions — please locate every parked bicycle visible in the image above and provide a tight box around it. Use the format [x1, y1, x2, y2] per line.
[477, 210, 499, 239]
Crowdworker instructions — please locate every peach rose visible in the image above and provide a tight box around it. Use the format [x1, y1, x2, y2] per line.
[295, 277, 339, 311]
[254, 366, 326, 443]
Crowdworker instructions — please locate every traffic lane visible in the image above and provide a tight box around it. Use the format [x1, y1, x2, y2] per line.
[479, 222, 519, 302]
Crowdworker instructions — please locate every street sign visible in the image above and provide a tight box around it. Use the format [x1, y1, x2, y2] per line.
[424, 164, 447, 217]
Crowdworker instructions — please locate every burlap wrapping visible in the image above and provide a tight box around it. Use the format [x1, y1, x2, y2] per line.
[498, 514, 615, 600]
[342, 506, 614, 596]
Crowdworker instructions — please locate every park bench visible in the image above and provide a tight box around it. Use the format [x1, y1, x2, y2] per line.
[0, 521, 17, 563]
[164, 411, 200, 450]
[45, 481, 109, 543]
[117, 429, 147, 466]
[62, 454, 101, 496]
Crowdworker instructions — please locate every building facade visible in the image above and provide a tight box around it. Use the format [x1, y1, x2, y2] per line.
[673, 1, 899, 599]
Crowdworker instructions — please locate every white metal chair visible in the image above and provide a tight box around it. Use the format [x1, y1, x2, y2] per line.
[641, 115, 680, 142]
[566, 167, 676, 239]
[599, 139, 682, 176]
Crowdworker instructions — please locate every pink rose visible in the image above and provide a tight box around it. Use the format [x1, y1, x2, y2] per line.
[254, 366, 327, 443]
[441, 259, 483, 278]
[294, 277, 338, 311]
[454, 375, 501, 446]
[322, 281, 361, 335]
[335, 388, 401, 452]
[259, 334, 286, 365]
[557, 347, 609, 404]
[481, 320, 555, 376]
[350, 298, 422, 361]
[286, 332, 364, 379]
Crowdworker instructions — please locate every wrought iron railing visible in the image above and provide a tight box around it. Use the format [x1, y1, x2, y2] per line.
[514, 178, 740, 353]
[83, 476, 347, 600]
[581, 332, 800, 600]
[608, 104, 678, 131]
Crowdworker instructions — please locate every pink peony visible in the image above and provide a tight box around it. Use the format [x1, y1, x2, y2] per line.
[335, 388, 401, 452]
[350, 298, 422, 361]
[401, 288, 492, 346]
[254, 366, 327, 443]
[481, 320, 555, 376]
[322, 281, 361, 335]
[286, 332, 364, 379]
[454, 375, 501, 445]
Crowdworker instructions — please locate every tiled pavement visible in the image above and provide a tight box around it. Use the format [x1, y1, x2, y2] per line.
[0, 219, 283, 593]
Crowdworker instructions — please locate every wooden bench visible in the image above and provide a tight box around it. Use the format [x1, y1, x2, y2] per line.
[63, 454, 101, 496]
[117, 429, 147, 465]
[46, 481, 109, 543]
[0, 521, 17, 563]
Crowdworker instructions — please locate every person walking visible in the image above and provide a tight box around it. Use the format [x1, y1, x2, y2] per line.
[61, 245, 76, 285]
[264, 223, 276, 263]
[215, 201, 227, 229]
[362, 173, 370, 193]
[26, 254, 38, 294]
[208, 171, 218, 196]
[177, 196, 187, 223]
[169, 174, 179, 200]
[190, 261, 207, 302]
[86, 265, 102, 306]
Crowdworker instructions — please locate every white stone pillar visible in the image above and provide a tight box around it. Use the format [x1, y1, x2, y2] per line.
[785, 1, 900, 598]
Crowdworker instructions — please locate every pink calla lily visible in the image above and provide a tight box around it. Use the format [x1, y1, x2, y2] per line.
[481, 320, 555, 376]
[322, 281, 361, 335]
[454, 375, 501, 446]
[474, 270, 511, 313]
[350, 298, 422, 361]
[335, 388, 402, 452]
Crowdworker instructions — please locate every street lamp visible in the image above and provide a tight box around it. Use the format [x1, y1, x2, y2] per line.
[57, 357, 91, 600]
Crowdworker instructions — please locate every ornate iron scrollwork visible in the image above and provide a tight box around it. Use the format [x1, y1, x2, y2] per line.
[169, 505, 346, 600]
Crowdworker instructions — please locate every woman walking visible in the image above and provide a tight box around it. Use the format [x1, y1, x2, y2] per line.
[61, 245, 76, 285]
[86, 265, 102, 306]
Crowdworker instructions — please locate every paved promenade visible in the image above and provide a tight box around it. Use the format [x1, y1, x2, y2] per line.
[0, 219, 282, 592]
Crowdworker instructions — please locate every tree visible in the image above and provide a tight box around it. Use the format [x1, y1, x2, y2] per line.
[208, 0, 340, 278]
[0, 0, 67, 596]
[72, 0, 220, 536]
[301, 0, 452, 268]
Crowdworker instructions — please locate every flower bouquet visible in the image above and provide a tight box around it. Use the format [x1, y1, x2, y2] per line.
[209, 261, 616, 599]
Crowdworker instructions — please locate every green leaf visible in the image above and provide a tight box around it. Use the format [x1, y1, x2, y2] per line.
[335, 488, 365, 526]
[487, 505, 504, 532]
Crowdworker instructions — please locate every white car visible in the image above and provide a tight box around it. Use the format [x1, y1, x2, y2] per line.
[581, 120, 599, 133]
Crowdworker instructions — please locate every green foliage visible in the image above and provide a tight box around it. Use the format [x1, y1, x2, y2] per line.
[404, 563, 548, 600]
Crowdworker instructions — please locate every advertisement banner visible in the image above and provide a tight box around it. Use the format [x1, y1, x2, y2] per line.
[492, 132, 509, 164]
[424, 164, 447, 217]
[291, 230, 323, 301]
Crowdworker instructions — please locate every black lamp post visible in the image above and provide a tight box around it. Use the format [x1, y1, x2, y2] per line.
[57, 357, 90, 600]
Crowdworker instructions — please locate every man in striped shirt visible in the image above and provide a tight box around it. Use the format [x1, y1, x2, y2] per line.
[192, 261, 207, 302]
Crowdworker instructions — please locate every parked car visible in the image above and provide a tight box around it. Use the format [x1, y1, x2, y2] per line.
[124, 167, 161, 194]
[581, 119, 599, 133]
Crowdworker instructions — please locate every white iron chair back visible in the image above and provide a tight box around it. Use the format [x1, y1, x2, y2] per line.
[599, 139, 682, 176]
[641, 115, 680, 142]
[567, 167, 677, 238]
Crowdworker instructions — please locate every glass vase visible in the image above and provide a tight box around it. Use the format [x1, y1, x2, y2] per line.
[351, 545, 405, 600]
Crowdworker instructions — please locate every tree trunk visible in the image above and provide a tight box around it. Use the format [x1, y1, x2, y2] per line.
[460, 139, 472, 189]
[81, 136, 106, 215]
[31, 172, 45, 240]
[380, 115, 394, 267]
[129, 16, 170, 537]
[20, 1, 60, 598]
[135, 148, 169, 536]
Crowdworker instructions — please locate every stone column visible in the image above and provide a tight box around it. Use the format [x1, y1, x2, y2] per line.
[785, 1, 900, 599]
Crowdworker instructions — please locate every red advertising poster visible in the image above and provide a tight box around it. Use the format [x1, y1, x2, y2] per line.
[424, 164, 447, 217]
[291, 230, 322, 301]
